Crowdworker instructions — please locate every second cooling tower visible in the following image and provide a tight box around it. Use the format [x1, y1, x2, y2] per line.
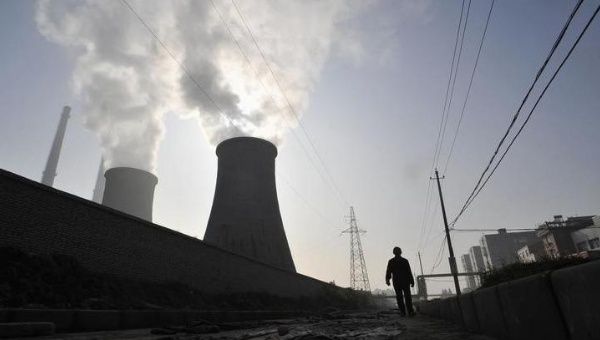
[204, 137, 296, 272]
[102, 167, 157, 221]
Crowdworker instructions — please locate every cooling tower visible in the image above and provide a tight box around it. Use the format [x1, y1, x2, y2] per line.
[204, 137, 296, 272]
[101, 167, 157, 221]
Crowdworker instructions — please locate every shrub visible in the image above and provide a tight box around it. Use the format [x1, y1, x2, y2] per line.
[480, 256, 589, 288]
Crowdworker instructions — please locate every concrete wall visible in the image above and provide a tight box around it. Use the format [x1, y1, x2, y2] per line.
[0, 169, 333, 299]
[417, 260, 600, 340]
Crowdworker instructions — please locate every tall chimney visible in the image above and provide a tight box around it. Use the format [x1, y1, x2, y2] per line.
[41, 106, 70, 186]
[91, 158, 105, 204]
[101, 167, 157, 221]
[204, 137, 296, 272]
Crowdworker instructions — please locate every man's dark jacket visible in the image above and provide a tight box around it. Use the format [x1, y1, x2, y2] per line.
[386, 256, 414, 287]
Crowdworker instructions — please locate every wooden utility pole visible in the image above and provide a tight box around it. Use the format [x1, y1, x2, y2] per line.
[433, 169, 461, 296]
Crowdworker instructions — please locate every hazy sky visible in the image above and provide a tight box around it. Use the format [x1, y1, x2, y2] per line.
[1, 0, 599, 294]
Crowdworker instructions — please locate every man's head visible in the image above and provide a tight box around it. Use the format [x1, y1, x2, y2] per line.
[393, 247, 402, 256]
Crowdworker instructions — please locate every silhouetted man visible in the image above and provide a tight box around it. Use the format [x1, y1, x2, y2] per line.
[386, 247, 415, 316]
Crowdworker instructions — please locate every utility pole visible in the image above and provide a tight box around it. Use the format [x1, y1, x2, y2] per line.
[432, 169, 461, 296]
[418, 251, 424, 276]
[417, 251, 427, 300]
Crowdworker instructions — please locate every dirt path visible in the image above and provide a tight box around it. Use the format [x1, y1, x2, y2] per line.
[34, 311, 494, 339]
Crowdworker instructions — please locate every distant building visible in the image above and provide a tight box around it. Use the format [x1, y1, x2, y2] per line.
[469, 246, 485, 272]
[460, 254, 477, 289]
[468, 246, 485, 286]
[480, 229, 538, 270]
[537, 215, 594, 259]
[517, 240, 546, 263]
[440, 288, 453, 298]
[570, 215, 600, 252]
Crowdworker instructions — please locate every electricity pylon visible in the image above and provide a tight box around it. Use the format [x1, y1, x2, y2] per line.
[342, 206, 371, 291]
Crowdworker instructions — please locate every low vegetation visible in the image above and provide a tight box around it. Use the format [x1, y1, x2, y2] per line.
[479, 256, 590, 288]
[0, 247, 372, 310]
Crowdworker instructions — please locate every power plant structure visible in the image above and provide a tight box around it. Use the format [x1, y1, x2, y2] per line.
[342, 206, 371, 291]
[101, 167, 157, 221]
[204, 137, 296, 272]
[92, 158, 105, 204]
[41, 106, 70, 187]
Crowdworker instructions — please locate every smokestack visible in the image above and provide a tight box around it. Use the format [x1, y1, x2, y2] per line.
[204, 137, 296, 272]
[91, 158, 105, 204]
[101, 167, 157, 221]
[41, 106, 70, 186]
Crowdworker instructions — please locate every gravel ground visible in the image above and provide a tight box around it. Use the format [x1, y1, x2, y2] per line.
[34, 310, 495, 340]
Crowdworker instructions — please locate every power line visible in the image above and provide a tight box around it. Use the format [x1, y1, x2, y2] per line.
[417, 180, 433, 249]
[125, 0, 348, 217]
[437, 0, 472, 171]
[421, 195, 441, 250]
[452, 226, 600, 232]
[277, 170, 339, 230]
[119, 0, 240, 130]
[462, 1, 600, 214]
[209, 1, 324, 182]
[430, 235, 448, 273]
[423, 231, 446, 250]
[230, 0, 349, 208]
[209, 1, 349, 224]
[452, 1, 599, 226]
[419, 0, 468, 252]
[450, 0, 586, 226]
[431, 0, 467, 170]
[443, 0, 496, 173]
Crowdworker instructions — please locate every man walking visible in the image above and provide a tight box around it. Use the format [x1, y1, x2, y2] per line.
[386, 247, 415, 316]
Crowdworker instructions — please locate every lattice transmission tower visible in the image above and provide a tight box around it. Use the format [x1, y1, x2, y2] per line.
[342, 206, 371, 291]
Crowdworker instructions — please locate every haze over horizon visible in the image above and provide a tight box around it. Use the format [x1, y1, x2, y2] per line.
[1, 0, 599, 295]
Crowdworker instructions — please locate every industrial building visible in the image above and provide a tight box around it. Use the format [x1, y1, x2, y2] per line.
[571, 216, 600, 252]
[460, 254, 477, 290]
[92, 158, 105, 204]
[41, 106, 70, 187]
[101, 167, 158, 221]
[536, 215, 594, 258]
[517, 241, 546, 263]
[479, 229, 538, 270]
[468, 246, 485, 272]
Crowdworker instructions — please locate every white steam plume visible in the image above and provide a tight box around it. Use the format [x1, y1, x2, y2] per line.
[36, 0, 363, 172]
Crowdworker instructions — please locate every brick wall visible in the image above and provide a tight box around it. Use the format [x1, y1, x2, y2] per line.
[0, 169, 330, 298]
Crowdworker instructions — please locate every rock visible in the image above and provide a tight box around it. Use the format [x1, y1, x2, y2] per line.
[151, 327, 177, 335]
[185, 324, 220, 334]
[0, 322, 55, 337]
[278, 325, 290, 335]
[189, 319, 214, 326]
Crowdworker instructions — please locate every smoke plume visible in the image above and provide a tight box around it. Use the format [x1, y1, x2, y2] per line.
[36, 0, 362, 171]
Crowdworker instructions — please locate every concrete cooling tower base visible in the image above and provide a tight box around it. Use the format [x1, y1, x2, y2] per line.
[204, 137, 296, 272]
